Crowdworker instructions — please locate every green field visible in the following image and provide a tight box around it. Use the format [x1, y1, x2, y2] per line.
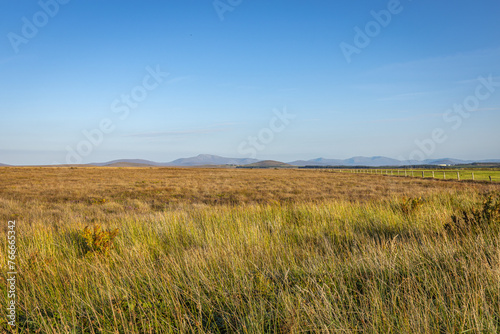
[336, 169, 500, 182]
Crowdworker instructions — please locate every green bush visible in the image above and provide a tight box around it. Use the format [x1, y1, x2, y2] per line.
[80, 224, 119, 256]
[399, 196, 424, 215]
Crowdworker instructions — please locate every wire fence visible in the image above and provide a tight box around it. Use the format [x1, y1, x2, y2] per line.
[331, 169, 499, 183]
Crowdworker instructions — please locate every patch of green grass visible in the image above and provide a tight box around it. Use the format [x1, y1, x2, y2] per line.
[343, 168, 500, 182]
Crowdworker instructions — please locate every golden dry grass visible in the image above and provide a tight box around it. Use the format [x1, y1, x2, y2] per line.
[0, 167, 499, 333]
[1, 167, 498, 206]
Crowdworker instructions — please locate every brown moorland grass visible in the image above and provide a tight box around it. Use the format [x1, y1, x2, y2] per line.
[0, 167, 500, 333]
[0, 167, 499, 207]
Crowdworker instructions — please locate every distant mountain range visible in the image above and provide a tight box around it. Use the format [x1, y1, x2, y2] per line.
[289, 156, 403, 167]
[288, 157, 500, 167]
[168, 154, 258, 166]
[2, 155, 500, 167]
[88, 155, 500, 167]
[90, 155, 259, 167]
[290, 157, 500, 167]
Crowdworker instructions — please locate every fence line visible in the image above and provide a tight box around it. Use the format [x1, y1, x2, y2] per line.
[330, 168, 496, 183]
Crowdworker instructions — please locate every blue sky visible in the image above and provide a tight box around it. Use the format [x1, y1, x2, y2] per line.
[1, 0, 499, 165]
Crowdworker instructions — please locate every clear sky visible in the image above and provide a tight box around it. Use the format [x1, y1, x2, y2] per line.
[1, 0, 499, 165]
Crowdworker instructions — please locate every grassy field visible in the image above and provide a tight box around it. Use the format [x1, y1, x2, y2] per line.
[1, 167, 500, 333]
[336, 168, 500, 182]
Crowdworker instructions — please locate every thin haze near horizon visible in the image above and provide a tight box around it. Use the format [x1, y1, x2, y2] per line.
[1, 0, 499, 165]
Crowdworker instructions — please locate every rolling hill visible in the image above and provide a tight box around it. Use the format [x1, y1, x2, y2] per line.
[167, 154, 259, 166]
[239, 160, 293, 168]
[90, 159, 163, 167]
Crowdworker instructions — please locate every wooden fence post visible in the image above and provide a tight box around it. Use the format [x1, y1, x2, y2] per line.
[432, 171, 435, 178]
[443, 172, 446, 179]
[457, 171, 460, 181]
[422, 171, 424, 178]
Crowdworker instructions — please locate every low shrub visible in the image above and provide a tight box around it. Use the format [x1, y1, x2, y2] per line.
[80, 224, 119, 256]
[399, 196, 424, 215]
